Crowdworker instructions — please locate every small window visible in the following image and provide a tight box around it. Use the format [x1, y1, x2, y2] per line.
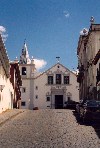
[46, 96, 50, 101]
[36, 95, 38, 99]
[22, 87, 26, 93]
[48, 76, 53, 84]
[36, 86, 38, 90]
[68, 97, 71, 102]
[64, 76, 69, 84]
[21, 101, 26, 106]
[56, 74, 61, 84]
[22, 67, 26, 75]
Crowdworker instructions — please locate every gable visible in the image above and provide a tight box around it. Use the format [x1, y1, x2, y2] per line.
[34, 63, 76, 79]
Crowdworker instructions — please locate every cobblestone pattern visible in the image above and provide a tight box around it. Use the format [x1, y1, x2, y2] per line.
[0, 109, 26, 126]
[0, 109, 100, 148]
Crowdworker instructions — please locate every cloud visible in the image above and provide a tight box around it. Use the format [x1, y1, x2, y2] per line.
[63, 11, 70, 18]
[0, 25, 8, 42]
[80, 28, 88, 36]
[34, 58, 47, 70]
[0, 26, 6, 33]
[72, 69, 79, 75]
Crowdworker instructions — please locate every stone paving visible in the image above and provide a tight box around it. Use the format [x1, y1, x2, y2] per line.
[0, 109, 26, 126]
[0, 109, 100, 148]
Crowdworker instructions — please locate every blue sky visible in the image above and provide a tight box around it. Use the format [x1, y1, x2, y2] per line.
[0, 0, 100, 71]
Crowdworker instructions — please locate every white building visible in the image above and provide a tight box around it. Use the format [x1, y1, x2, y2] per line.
[19, 42, 35, 109]
[34, 62, 79, 109]
[0, 35, 14, 113]
[19, 43, 79, 109]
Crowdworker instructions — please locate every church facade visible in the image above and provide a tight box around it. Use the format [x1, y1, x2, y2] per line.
[34, 63, 79, 109]
[19, 42, 79, 109]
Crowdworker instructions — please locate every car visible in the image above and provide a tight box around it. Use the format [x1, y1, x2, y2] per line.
[75, 99, 86, 113]
[64, 100, 79, 110]
[79, 100, 100, 123]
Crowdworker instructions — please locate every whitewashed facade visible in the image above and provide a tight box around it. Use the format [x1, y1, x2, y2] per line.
[34, 63, 79, 109]
[0, 35, 14, 113]
[19, 43, 79, 109]
[19, 43, 35, 109]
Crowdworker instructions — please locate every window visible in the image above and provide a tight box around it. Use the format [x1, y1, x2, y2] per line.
[68, 97, 71, 102]
[22, 67, 26, 75]
[64, 76, 69, 84]
[22, 87, 26, 93]
[56, 74, 61, 84]
[36, 86, 38, 90]
[46, 96, 50, 101]
[21, 101, 26, 106]
[36, 95, 38, 99]
[47, 106, 50, 107]
[48, 76, 53, 84]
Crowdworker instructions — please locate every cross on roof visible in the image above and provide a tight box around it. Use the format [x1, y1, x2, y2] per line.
[56, 57, 60, 63]
[24, 38, 26, 44]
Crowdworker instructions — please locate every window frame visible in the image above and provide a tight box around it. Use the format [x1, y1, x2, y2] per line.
[36, 86, 38, 90]
[22, 87, 26, 93]
[46, 96, 51, 101]
[48, 75, 53, 85]
[64, 75, 70, 84]
[35, 95, 38, 99]
[22, 67, 27, 75]
[56, 74, 61, 84]
[21, 101, 26, 106]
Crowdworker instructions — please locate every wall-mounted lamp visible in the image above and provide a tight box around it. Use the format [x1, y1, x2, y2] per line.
[0, 85, 5, 92]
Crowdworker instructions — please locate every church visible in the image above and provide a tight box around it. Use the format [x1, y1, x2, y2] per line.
[19, 42, 79, 109]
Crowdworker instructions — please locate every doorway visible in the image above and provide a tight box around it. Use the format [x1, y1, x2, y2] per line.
[55, 95, 63, 109]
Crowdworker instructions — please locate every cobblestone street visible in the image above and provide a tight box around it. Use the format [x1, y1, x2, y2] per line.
[0, 109, 100, 148]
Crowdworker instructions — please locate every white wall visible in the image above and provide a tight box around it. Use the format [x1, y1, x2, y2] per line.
[20, 79, 31, 109]
[0, 72, 14, 113]
[19, 64, 34, 109]
[34, 63, 79, 109]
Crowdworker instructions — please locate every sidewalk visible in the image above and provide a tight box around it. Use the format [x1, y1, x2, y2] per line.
[0, 109, 26, 126]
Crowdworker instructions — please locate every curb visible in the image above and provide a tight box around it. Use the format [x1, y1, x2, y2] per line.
[0, 109, 25, 127]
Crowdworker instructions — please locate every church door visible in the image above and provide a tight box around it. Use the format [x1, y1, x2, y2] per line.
[55, 95, 63, 109]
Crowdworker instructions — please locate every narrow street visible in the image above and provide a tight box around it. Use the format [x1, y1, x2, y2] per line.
[0, 109, 100, 148]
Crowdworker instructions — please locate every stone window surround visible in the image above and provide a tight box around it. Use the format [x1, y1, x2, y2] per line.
[48, 75, 53, 84]
[22, 87, 26, 93]
[21, 101, 26, 106]
[35, 86, 38, 90]
[46, 96, 51, 101]
[63, 75, 70, 84]
[47, 72, 70, 85]
[22, 67, 27, 75]
[36, 95, 38, 99]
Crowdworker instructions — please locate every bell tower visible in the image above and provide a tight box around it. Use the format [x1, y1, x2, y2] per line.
[19, 41, 31, 64]
[19, 41, 36, 110]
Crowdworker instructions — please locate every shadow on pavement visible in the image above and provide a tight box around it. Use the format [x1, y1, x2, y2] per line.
[72, 110, 100, 138]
